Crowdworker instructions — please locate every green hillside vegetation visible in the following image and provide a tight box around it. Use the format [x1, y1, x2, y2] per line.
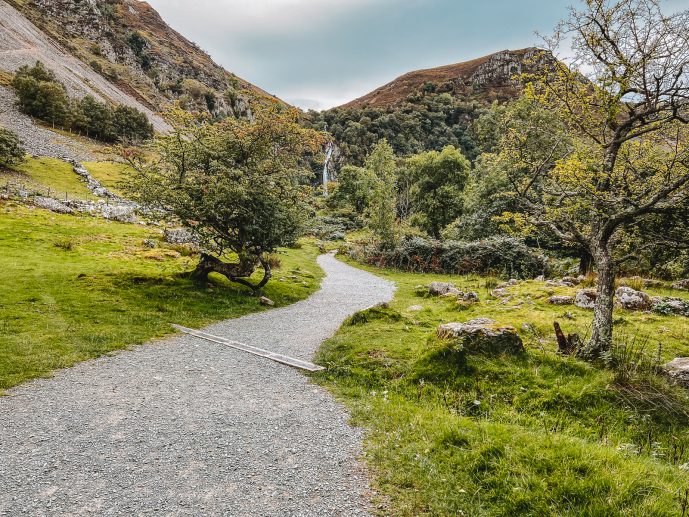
[5, 157, 92, 198]
[83, 161, 132, 196]
[314, 263, 689, 515]
[0, 202, 323, 392]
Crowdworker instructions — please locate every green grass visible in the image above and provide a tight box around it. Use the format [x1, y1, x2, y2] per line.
[83, 161, 132, 196]
[5, 157, 92, 199]
[313, 259, 689, 516]
[0, 202, 323, 391]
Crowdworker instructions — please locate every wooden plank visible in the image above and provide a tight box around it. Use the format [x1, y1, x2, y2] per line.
[171, 324, 326, 372]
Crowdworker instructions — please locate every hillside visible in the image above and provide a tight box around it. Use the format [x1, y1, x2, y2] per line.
[342, 48, 554, 110]
[0, 0, 284, 157]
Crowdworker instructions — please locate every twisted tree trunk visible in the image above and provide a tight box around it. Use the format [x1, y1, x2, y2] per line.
[191, 253, 272, 293]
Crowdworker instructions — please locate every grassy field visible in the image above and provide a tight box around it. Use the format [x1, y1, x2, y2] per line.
[83, 161, 131, 196]
[0, 201, 323, 392]
[314, 259, 689, 515]
[4, 157, 93, 199]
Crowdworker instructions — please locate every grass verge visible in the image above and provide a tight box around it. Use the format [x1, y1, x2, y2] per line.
[313, 258, 689, 515]
[0, 202, 323, 392]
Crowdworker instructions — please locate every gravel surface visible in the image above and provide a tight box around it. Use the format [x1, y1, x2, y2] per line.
[0, 254, 394, 516]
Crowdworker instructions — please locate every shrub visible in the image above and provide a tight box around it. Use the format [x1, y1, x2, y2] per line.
[354, 235, 549, 278]
[0, 128, 26, 167]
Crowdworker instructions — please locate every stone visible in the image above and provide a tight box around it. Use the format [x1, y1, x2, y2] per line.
[546, 280, 575, 288]
[575, 289, 597, 309]
[437, 318, 524, 355]
[663, 358, 689, 387]
[142, 239, 157, 249]
[259, 296, 275, 307]
[428, 282, 461, 297]
[33, 196, 73, 214]
[461, 291, 480, 303]
[491, 288, 508, 298]
[561, 276, 580, 285]
[615, 286, 652, 311]
[643, 278, 663, 288]
[535, 275, 545, 282]
[652, 296, 689, 316]
[496, 279, 519, 289]
[407, 305, 424, 312]
[163, 228, 197, 245]
[548, 295, 574, 305]
[672, 279, 689, 291]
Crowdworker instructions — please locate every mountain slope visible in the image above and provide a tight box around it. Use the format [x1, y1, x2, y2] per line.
[341, 48, 554, 109]
[0, 0, 283, 127]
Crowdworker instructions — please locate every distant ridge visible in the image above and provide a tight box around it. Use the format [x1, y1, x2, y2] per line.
[340, 47, 554, 109]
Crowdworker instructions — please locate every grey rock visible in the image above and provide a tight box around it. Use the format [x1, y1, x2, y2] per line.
[672, 279, 689, 291]
[575, 289, 597, 309]
[663, 358, 689, 387]
[428, 282, 461, 297]
[546, 280, 575, 288]
[437, 319, 524, 355]
[549, 295, 574, 306]
[259, 296, 275, 307]
[407, 305, 424, 312]
[163, 228, 198, 245]
[615, 286, 652, 311]
[461, 291, 480, 303]
[652, 296, 689, 316]
[32, 196, 73, 214]
[142, 239, 157, 249]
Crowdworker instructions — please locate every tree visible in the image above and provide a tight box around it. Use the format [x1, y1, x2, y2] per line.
[0, 128, 26, 167]
[331, 164, 376, 213]
[123, 106, 322, 292]
[406, 145, 471, 238]
[112, 105, 153, 143]
[503, 0, 689, 358]
[12, 62, 71, 127]
[365, 140, 398, 244]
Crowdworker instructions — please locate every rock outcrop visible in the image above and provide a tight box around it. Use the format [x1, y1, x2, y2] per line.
[437, 318, 524, 355]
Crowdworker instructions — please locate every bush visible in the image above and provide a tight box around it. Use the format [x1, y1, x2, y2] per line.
[354, 235, 549, 278]
[11, 61, 153, 143]
[0, 128, 26, 167]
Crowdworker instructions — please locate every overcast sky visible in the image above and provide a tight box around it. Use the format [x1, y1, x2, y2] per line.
[145, 0, 687, 111]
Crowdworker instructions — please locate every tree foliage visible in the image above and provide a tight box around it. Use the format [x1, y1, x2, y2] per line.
[493, 0, 689, 357]
[0, 128, 26, 167]
[123, 106, 323, 291]
[11, 61, 153, 143]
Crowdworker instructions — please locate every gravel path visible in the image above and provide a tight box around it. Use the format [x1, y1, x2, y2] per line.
[0, 254, 394, 516]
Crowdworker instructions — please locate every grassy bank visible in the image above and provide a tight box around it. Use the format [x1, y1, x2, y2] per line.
[0, 201, 323, 391]
[314, 259, 689, 515]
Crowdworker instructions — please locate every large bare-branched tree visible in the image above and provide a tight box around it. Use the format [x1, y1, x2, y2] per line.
[499, 0, 689, 358]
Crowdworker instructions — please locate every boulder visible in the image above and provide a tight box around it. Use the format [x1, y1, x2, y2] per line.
[437, 318, 524, 355]
[672, 279, 689, 291]
[549, 295, 574, 305]
[561, 276, 581, 285]
[546, 280, 575, 288]
[461, 291, 480, 303]
[496, 279, 519, 289]
[615, 286, 652, 311]
[428, 282, 461, 297]
[33, 196, 73, 214]
[652, 296, 689, 316]
[663, 358, 689, 387]
[575, 289, 597, 309]
[491, 288, 508, 298]
[164, 228, 198, 245]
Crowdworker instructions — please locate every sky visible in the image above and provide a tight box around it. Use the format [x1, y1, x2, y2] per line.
[144, 0, 687, 111]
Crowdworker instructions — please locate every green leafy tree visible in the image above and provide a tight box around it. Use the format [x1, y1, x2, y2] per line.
[123, 106, 322, 292]
[112, 105, 153, 143]
[11, 62, 71, 127]
[0, 128, 26, 167]
[365, 140, 398, 244]
[406, 145, 471, 238]
[331, 165, 377, 213]
[500, 0, 689, 358]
